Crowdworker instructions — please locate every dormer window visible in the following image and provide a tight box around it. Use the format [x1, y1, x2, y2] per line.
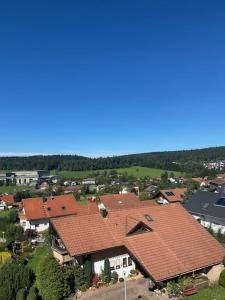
[127, 221, 152, 236]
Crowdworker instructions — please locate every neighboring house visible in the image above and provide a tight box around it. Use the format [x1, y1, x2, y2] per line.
[5, 170, 49, 185]
[98, 193, 156, 211]
[64, 185, 82, 194]
[184, 191, 225, 233]
[145, 185, 158, 197]
[82, 178, 96, 185]
[50, 203, 225, 285]
[209, 178, 225, 188]
[39, 181, 49, 190]
[0, 195, 14, 209]
[19, 194, 98, 232]
[158, 188, 187, 204]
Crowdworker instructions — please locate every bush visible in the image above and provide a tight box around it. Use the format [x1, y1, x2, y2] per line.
[219, 269, 225, 288]
[223, 256, 225, 267]
[16, 288, 27, 300]
[92, 274, 100, 287]
[26, 286, 38, 300]
[103, 258, 111, 284]
[130, 269, 139, 277]
[84, 257, 92, 287]
[36, 253, 71, 300]
[119, 277, 124, 282]
[111, 271, 118, 284]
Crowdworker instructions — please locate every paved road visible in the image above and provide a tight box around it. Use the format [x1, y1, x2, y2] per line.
[75, 278, 171, 300]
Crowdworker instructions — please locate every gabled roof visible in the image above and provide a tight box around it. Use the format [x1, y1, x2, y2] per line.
[184, 191, 225, 225]
[160, 188, 187, 202]
[22, 194, 98, 221]
[51, 204, 225, 282]
[0, 195, 14, 206]
[99, 193, 156, 210]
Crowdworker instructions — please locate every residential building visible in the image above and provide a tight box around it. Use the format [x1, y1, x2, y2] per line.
[19, 194, 98, 232]
[50, 203, 225, 285]
[98, 193, 156, 211]
[158, 188, 187, 204]
[184, 191, 225, 233]
[0, 195, 14, 210]
[82, 178, 96, 185]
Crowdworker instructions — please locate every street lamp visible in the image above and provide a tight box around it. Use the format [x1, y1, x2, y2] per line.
[123, 271, 127, 300]
[2, 231, 5, 239]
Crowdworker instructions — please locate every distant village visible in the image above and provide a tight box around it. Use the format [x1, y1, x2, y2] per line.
[1, 168, 225, 299]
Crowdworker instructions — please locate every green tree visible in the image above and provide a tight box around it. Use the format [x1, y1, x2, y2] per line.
[6, 224, 24, 244]
[219, 269, 225, 288]
[0, 260, 34, 300]
[74, 264, 87, 291]
[16, 288, 27, 300]
[26, 286, 38, 300]
[103, 258, 111, 284]
[84, 257, 92, 287]
[36, 253, 71, 300]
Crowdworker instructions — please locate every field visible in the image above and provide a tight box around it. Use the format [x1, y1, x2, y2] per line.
[51, 166, 182, 179]
[184, 285, 225, 300]
[0, 185, 30, 194]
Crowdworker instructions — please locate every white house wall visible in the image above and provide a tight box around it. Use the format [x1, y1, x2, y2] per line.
[92, 248, 135, 278]
[192, 215, 225, 234]
[20, 219, 49, 232]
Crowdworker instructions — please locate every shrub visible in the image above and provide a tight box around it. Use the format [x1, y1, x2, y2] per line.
[16, 288, 27, 300]
[119, 277, 124, 282]
[92, 274, 100, 287]
[36, 253, 71, 300]
[84, 257, 92, 287]
[223, 256, 225, 267]
[219, 269, 225, 288]
[130, 269, 139, 277]
[111, 271, 118, 284]
[103, 258, 111, 284]
[26, 286, 38, 300]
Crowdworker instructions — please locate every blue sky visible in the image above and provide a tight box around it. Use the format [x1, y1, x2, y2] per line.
[1, 0, 225, 157]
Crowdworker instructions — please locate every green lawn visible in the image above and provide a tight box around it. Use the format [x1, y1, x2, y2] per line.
[28, 245, 50, 273]
[184, 285, 225, 300]
[0, 185, 30, 194]
[51, 166, 182, 179]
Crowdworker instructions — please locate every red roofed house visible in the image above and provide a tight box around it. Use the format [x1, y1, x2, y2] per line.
[19, 194, 98, 232]
[50, 203, 225, 284]
[0, 194, 14, 210]
[158, 188, 187, 204]
[98, 193, 156, 211]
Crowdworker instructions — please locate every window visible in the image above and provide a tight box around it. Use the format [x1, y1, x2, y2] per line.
[110, 266, 115, 271]
[128, 257, 133, 266]
[123, 257, 127, 268]
[116, 265, 120, 269]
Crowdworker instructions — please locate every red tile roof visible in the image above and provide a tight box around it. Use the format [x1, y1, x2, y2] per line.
[22, 195, 98, 221]
[51, 204, 225, 282]
[160, 188, 187, 203]
[0, 195, 14, 206]
[99, 193, 156, 210]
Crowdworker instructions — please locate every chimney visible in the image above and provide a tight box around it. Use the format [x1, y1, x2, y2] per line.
[100, 208, 108, 218]
[98, 202, 108, 218]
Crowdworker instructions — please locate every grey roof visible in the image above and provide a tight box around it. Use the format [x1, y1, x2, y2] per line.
[184, 191, 225, 226]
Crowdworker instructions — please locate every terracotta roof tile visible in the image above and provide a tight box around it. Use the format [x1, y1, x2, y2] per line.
[160, 188, 187, 202]
[0, 194, 14, 205]
[52, 204, 225, 281]
[22, 195, 98, 221]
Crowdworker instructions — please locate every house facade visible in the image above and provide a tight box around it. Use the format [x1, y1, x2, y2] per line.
[19, 194, 98, 232]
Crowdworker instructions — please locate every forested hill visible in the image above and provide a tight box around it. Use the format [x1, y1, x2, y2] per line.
[0, 146, 225, 173]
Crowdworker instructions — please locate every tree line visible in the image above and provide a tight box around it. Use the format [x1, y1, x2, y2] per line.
[0, 146, 224, 175]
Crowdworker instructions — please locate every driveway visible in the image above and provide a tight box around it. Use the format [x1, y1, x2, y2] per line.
[75, 278, 173, 300]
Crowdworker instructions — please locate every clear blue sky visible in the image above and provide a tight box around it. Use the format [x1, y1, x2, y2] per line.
[1, 0, 225, 157]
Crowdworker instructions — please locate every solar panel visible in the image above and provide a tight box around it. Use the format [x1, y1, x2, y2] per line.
[215, 198, 225, 207]
[165, 191, 175, 196]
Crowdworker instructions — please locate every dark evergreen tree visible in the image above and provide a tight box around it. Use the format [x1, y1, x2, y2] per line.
[84, 257, 92, 287]
[103, 258, 111, 284]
